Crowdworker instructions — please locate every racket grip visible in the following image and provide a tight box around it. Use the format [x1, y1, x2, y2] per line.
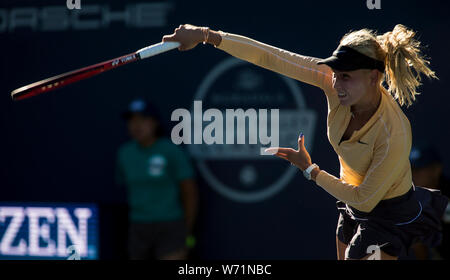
[137, 41, 181, 59]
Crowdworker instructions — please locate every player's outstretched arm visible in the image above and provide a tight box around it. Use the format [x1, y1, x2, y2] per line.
[162, 24, 334, 92]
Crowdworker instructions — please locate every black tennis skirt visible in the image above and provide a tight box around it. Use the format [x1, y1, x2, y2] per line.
[336, 185, 449, 259]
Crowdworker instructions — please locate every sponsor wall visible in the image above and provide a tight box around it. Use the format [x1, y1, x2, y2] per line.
[0, 203, 98, 260]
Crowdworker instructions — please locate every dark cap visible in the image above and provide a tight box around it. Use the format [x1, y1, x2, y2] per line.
[409, 145, 442, 169]
[121, 98, 161, 120]
[317, 45, 385, 72]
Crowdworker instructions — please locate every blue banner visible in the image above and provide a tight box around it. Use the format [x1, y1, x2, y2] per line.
[0, 202, 98, 260]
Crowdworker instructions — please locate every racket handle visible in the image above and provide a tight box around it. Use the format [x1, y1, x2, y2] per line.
[137, 41, 180, 59]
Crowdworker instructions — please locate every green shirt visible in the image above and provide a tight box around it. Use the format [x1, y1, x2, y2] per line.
[116, 138, 194, 223]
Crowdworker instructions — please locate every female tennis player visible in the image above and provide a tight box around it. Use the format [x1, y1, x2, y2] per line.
[162, 24, 449, 260]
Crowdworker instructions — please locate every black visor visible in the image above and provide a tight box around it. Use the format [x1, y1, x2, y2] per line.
[317, 45, 385, 72]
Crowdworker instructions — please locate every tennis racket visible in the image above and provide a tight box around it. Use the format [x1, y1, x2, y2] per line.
[11, 41, 181, 101]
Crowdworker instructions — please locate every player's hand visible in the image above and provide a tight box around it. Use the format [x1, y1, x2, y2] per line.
[162, 24, 203, 51]
[265, 133, 312, 171]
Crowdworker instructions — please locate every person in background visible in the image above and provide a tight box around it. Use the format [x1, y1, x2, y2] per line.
[116, 98, 198, 260]
[409, 144, 450, 259]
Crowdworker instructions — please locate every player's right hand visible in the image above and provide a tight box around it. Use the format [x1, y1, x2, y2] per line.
[162, 24, 203, 51]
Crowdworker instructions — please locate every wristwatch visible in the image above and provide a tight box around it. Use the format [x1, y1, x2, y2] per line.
[303, 163, 319, 180]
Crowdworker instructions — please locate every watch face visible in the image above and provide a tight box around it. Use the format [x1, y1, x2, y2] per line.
[303, 164, 317, 180]
[303, 170, 310, 180]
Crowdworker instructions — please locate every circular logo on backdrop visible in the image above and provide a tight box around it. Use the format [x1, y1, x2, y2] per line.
[188, 57, 317, 203]
[147, 155, 167, 177]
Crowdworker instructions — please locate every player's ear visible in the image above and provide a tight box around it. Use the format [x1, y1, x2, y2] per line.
[369, 69, 379, 86]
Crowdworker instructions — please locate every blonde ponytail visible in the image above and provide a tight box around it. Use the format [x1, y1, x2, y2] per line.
[339, 24, 438, 107]
[377, 24, 437, 107]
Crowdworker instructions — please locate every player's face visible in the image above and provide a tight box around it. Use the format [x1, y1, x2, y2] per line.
[332, 69, 377, 106]
[127, 114, 158, 142]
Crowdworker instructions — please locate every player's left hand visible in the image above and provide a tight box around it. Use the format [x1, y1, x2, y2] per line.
[265, 133, 312, 171]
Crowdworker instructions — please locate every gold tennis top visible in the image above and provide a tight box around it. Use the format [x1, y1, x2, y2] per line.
[215, 31, 413, 213]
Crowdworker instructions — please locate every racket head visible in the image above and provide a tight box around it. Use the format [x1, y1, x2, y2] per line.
[11, 41, 180, 101]
[11, 52, 140, 101]
[11, 66, 105, 101]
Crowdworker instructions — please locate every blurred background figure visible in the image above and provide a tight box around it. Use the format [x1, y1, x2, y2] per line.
[115, 98, 198, 260]
[409, 144, 450, 259]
